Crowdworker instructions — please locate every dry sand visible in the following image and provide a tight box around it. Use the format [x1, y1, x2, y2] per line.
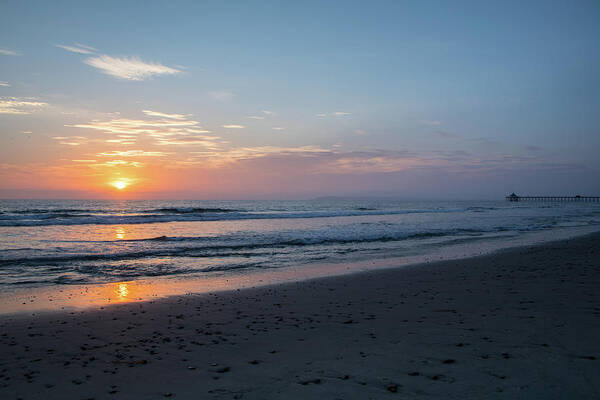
[1, 233, 599, 399]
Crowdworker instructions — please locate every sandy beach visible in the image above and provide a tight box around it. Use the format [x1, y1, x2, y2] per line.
[1, 233, 599, 399]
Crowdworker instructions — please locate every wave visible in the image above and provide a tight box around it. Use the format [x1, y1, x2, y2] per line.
[467, 206, 498, 212]
[0, 227, 491, 266]
[0, 208, 463, 227]
[146, 207, 238, 214]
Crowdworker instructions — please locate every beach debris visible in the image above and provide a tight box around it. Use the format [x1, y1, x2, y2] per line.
[298, 378, 321, 385]
[386, 384, 399, 393]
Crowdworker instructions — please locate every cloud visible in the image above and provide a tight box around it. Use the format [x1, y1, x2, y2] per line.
[91, 160, 144, 168]
[52, 135, 87, 146]
[222, 124, 245, 129]
[84, 55, 181, 81]
[0, 97, 48, 114]
[70, 110, 221, 149]
[328, 153, 424, 173]
[105, 138, 135, 145]
[75, 43, 98, 51]
[70, 117, 199, 136]
[272, 127, 284, 131]
[142, 110, 191, 120]
[56, 43, 96, 54]
[317, 112, 351, 118]
[248, 116, 265, 120]
[526, 145, 541, 152]
[423, 120, 441, 126]
[97, 150, 168, 157]
[190, 146, 330, 165]
[0, 48, 19, 56]
[0, 81, 10, 87]
[154, 135, 221, 147]
[262, 110, 275, 115]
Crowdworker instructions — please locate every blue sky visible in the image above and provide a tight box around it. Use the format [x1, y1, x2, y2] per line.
[1, 1, 599, 199]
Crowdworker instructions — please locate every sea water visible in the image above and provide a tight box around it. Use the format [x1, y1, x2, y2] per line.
[1, 199, 599, 312]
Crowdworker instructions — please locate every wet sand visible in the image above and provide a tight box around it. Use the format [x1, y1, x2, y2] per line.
[1, 233, 599, 399]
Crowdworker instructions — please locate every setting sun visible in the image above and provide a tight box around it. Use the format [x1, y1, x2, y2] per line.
[110, 180, 129, 190]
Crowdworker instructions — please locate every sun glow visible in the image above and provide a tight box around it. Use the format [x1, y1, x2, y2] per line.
[110, 180, 129, 190]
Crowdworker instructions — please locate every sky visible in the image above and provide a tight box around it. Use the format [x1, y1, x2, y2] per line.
[1, 0, 599, 200]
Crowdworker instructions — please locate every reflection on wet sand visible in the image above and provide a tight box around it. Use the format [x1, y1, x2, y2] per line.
[114, 226, 126, 240]
[0, 259, 382, 314]
[116, 282, 129, 300]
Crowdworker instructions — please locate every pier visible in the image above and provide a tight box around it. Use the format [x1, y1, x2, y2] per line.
[506, 193, 600, 202]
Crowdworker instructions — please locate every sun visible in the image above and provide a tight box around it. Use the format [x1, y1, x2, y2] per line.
[110, 180, 129, 190]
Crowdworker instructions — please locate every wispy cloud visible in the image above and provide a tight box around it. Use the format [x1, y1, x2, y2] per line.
[248, 116, 265, 120]
[222, 124, 245, 129]
[91, 159, 144, 168]
[0, 48, 19, 56]
[327, 151, 423, 173]
[272, 127, 284, 131]
[70, 117, 198, 135]
[70, 110, 221, 149]
[0, 81, 10, 87]
[190, 146, 330, 165]
[84, 55, 181, 81]
[142, 110, 191, 120]
[76, 43, 97, 51]
[52, 135, 87, 146]
[154, 135, 221, 147]
[422, 120, 441, 126]
[97, 150, 168, 157]
[0, 97, 47, 114]
[317, 112, 352, 117]
[56, 43, 97, 54]
[105, 138, 135, 145]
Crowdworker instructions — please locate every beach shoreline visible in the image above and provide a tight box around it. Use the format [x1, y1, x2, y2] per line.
[2, 224, 599, 316]
[1, 232, 599, 399]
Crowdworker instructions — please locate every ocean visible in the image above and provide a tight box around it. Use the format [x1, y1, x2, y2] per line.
[1, 198, 599, 312]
